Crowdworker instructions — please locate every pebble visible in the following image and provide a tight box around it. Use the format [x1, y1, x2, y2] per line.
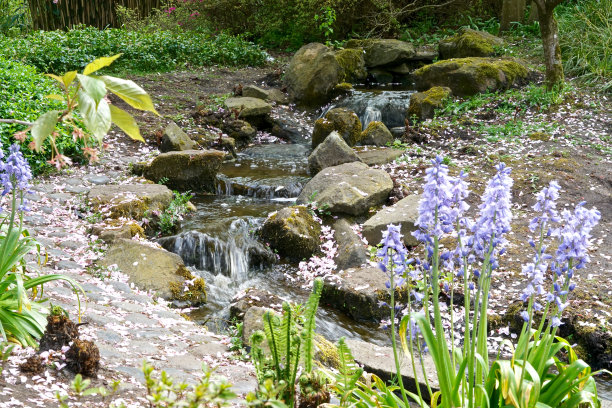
[87, 175, 111, 185]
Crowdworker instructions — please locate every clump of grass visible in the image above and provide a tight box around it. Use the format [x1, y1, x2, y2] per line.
[557, 0, 611, 92]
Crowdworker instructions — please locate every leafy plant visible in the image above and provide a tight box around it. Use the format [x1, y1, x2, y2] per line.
[56, 373, 120, 407]
[314, 6, 336, 46]
[157, 191, 194, 235]
[249, 278, 324, 407]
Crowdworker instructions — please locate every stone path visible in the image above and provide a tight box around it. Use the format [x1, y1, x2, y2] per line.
[0, 134, 255, 407]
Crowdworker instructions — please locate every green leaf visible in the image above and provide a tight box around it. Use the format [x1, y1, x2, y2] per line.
[76, 74, 107, 107]
[100, 75, 158, 114]
[77, 90, 111, 143]
[83, 54, 122, 76]
[63, 71, 78, 87]
[30, 110, 61, 151]
[110, 105, 144, 142]
[45, 94, 65, 102]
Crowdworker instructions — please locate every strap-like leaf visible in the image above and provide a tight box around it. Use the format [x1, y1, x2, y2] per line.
[83, 54, 122, 76]
[101, 75, 158, 114]
[30, 110, 61, 151]
[110, 105, 144, 142]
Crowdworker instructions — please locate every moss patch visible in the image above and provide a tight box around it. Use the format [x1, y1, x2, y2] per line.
[335, 48, 367, 83]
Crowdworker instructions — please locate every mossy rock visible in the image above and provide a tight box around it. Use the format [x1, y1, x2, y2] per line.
[88, 184, 173, 220]
[335, 48, 367, 83]
[259, 205, 321, 261]
[407, 86, 452, 121]
[360, 121, 393, 146]
[528, 132, 551, 141]
[413, 57, 530, 97]
[438, 28, 504, 59]
[142, 149, 225, 192]
[345, 39, 416, 68]
[284, 43, 341, 107]
[100, 239, 206, 305]
[312, 107, 362, 148]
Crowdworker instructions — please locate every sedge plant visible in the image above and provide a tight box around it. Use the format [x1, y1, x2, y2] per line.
[374, 157, 605, 408]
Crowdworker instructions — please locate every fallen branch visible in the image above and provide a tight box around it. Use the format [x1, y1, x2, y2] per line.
[0, 118, 34, 126]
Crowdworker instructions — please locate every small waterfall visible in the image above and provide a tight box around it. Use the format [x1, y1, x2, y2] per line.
[216, 175, 305, 200]
[322, 90, 416, 129]
[159, 219, 275, 282]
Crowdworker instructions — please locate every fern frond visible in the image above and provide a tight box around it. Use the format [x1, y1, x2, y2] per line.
[337, 337, 363, 392]
[302, 278, 323, 373]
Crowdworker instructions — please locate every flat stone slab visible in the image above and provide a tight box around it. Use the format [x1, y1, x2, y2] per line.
[356, 148, 405, 166]
[346, 339, 438, 396]
[322, 266, 389, 321]
[224, 97, 272, 117]
[362, 194, 421, 246]
[88, 183, 173, 220]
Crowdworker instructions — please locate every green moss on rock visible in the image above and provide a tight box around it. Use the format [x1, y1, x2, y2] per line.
[260, 205, 321, 260]
[407, 86, 452, 120]
[312, 108, 363, 148]
[414, 57, 529, 97]
[335, 48, 367, 83]
[439, 28, 504, 59]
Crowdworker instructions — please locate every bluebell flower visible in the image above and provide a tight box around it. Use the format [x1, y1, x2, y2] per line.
[378, 224, 408, 289]
[0, 144, 32, 195]
[529, 181, 561, 233]
[551, 317, 563, 327]
[520, 311, 530, 322]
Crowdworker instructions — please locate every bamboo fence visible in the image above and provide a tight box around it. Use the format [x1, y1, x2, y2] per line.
[27, 0, 162, 30]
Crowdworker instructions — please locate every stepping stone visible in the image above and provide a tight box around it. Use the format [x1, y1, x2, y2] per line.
[87, 175, 111, 185]
[362, 194, 421, 246]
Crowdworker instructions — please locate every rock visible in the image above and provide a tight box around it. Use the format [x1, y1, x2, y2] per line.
[266, 89, 289, 104]
[284, 43, 341, 107]
[346, 39, 416, 68]
[259, 205, 321, 261]
[241, 85, 269, 100]
[160, 121, 196, 153]
[345, 339, 438, 396]
[226, 120, 257, 145]
[362, 194, 421, 246]
[308, 131, 362, 175]
[230, 288, 283, 322]
[224, 97, 272, 118]
[439, 28, 504, 60]
[296, 162, 393, 216]
[88, 184, 173, 220]
[407, 86, 452, 121]
[334, 48, 367, 83]
[142, 150, 225, 192]
[361, 121, 393, 146]
[90, 221, 145, 243]
[99, 239, 206, 304]
[312, 108, 362, 148]
[387, 63, 411, 74]
[321, 266, 389, 321]
[193, 132, 236, 157]
[414, 47, 439, 61]
[355, 147, 405, 166]
[413, 57, 529, 97]
[333, 219, 367, 271]
[242, 306, 272, 345]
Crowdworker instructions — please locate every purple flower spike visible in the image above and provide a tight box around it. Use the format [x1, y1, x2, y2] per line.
[0, 144, 32, 195]
[378, 224, 408, 288]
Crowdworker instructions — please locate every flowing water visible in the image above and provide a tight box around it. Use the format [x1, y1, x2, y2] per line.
[159, 137, 389, 345]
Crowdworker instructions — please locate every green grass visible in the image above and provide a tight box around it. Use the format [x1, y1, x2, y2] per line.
[0, 26, 269, 74]
[557, 0, 611, 92]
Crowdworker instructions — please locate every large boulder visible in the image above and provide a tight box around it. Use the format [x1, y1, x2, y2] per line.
[284, 43, 341, 106]
[99, 239, 206, 305]
[407, 86, 452, 121]
[322, 266, 389, 321]
[362, 194, 421, 246]
[296, 162, 393, 216]
[88, 184, 173, 220]
[438, 28, 504, 60]
[259, 206, 321, 261]
[160, 121, 197, 152]
[142, 150, 225, 192]
[333, 219, 367, 271]
[345, 39, 416, 68]
[334, 48, 367, 83]
[360, 121, 393, 146]
[413, 57, 529, 96]
[312, 108, 362, 148]
[308, 131, 361, 175]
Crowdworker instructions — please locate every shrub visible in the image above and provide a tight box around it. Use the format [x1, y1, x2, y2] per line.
[0, 57, 84, 174]
[0, 26, 268, 74]
[557, 0, 611, 92]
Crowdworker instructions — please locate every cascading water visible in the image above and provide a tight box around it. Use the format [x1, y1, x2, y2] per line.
[323, 89, 416, 129]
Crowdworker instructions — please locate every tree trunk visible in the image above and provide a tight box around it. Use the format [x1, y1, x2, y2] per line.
[535, 0, 564, 89]
[500, 0, 526, 31]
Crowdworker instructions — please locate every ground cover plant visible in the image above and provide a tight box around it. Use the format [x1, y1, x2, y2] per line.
[0, 26, 268, 74]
